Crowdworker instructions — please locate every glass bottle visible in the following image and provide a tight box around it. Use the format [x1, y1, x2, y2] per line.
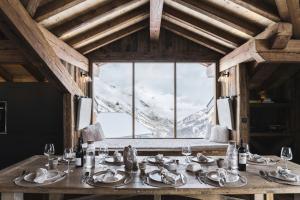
[85, 141, 95, 169]
[226, 140, 238, 172]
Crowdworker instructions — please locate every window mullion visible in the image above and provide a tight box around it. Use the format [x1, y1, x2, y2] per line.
[174, 62, 177, 138]
[132, 62, 135, 139]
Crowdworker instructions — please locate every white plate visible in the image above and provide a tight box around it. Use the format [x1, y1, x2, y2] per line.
[105, 157, 123, 164]
[192, 156, 215, 164]
[147, 156, 172, 164]
[93, 173, 124, 183]
[24, 170, 59, 183]
[206, 171, 239, 183]
[148, 171, 164, 182]
[268, 171, 299, 182]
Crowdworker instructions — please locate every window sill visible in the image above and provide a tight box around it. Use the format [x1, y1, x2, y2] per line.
[94, 138, 228, 151]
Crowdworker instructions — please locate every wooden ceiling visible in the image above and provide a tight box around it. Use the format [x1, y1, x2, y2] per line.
[0, 0, 299, 84]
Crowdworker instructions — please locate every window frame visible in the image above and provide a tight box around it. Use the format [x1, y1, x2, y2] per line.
[92, 61, 217, 139]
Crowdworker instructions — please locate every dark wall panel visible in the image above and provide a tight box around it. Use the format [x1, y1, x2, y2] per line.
[0, 83, 63, 169]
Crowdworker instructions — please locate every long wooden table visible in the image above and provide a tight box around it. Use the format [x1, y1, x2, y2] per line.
[0, 155, 300, 200]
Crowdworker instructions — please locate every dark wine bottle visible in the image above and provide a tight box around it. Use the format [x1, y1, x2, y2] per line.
[238, 139, 247, 171]
[75, 135, 83, 168]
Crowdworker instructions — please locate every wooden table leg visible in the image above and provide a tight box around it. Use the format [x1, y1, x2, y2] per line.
[294, 194, 300, 200]
[49, 194, 64, 200]
[1, 193, 23, 200]
[266, 193, 274, 200]
[254, 194, 264, 200]
[154, 194, 161, 200]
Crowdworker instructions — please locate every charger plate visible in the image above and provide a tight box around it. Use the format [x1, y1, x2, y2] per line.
[192, 157, 215, 164]
[199, 172, 247, 188]
[147, 156, 173, 165]
[104, 157, 124, 166]
[86, 170, 132, 187]
[144, 170, 187, 188]
[14, 171, 66, 187]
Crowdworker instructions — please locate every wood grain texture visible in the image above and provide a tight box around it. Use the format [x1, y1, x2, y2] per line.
[1, 155, 300, 196]
[286, 0, 300, 38]
[1, 192, 23, 200]
[162, 21, 230, 54]
[52, 0, 148, 40]
[275, 0, 290, 21]
[26, 0, 41, 17]
[0, 0, 83, 95]
[63, 93, 75, 148]
[0, 65, 13, 81]
[150, 0, 164, 40]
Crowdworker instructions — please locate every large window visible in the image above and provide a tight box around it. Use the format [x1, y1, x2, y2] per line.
[93, 62, 215, 138]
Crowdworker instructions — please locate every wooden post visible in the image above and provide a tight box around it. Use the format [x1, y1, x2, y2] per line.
[49, 194, 64, 200]
[254, 194, 264, 200]
[236, 63, 250, 144]
[1, 193, 23, 200]
[63, 93, 75, 148]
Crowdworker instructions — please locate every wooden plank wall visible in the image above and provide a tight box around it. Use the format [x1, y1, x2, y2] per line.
[87, 29, 222, 62]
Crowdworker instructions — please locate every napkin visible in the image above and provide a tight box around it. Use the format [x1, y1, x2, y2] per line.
[249, 154, 264, 163]
[275, 167, 300, 182]
[160, 169, 180, 184]
[186, 163, 201, 172]
[93, 169, 118, 183]
[197, 153, 209, 162]
[33, 168, 48, 184]
[155, 154, 164, 162]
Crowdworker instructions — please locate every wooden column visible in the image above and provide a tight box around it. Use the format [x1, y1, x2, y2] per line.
[236, 64, 250, 144]
[63, 93, 75, 148]
[1, 193, 23, 200]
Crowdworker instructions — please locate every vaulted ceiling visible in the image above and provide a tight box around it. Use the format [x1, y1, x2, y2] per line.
[0, 0, 299, 86]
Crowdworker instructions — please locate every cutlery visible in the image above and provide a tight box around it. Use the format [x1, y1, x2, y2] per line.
[14, 170, 28, 182]
[238, 174, 247, 184]
[259, 170, 273, 182]
[81, 172, 90, 183]
[180, 173, 185, 184]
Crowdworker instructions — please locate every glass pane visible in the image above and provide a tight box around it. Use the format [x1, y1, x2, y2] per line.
[93, 63, 133, 138]
[176, 63, 214, 138]
[134, 63, 174, 138]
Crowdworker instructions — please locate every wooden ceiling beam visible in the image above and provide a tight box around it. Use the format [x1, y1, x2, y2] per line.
[270, 23, 292, 49]
[286, 0, 300, 38]
[0, 40, 18, 49]
[162, 20, 230, 54]
[35, 0, 87, 22]
[0, 65, 13, 82]
[22, 63, 46, 82]
[150, 0, 164, 40]
[275, 0, 290, 21]
[163, 6, 244, 49]
[164, 0, 261, 39]
[0, 49, 27, 64]
[26, 0, 42, 17]
[229, 0, 280, 22]
[39, 25, 89, 71]
[52, 0, 148, 40]
[67, 6, 149, 49]
[0, 0, 83, 95]
[220, 22, 293, 71]
[79, 21, 147, 55]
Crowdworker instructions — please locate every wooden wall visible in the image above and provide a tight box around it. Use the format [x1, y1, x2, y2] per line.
[87, 29, 222, 62]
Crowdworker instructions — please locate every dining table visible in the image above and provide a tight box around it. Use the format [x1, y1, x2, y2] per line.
[0, 155, 300, 200]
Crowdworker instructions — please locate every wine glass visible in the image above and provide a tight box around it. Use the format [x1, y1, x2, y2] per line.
[63, 148, 75, 173]
[99, 146, 109, 164]
[44, 144, 55, 166]
[182, 145, 192, 164]
[281, 147, 293, 170]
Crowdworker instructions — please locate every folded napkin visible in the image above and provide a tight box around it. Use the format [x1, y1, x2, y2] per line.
[249, 154, 265, 163]
[93, 169, 118, 183]
[197, 153, 209, 162]
[186, 163, 201, 172]
[160, 168, 180, 184]
[33, 168, 48, 184]
[273, 167, 300, 182]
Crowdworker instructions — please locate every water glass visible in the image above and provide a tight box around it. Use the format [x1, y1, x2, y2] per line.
[63, 148, 75, 173]
[182, 145, 192, 164]
[281, 147, 293, 170]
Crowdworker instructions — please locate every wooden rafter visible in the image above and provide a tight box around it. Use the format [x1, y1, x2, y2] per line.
[162, 20, 230, 54]
[275, 0, 290, 21]
[79, 21, 148, 55]
[229, 0, 280, 22]
[220, 22, 293, 71]
[164, 0, 261, 39]
[26, 0, 42, 17]
[0, 65, 13, 81]
[0, 0, 83, 95]
[150, 0, 164, 40]
[52, 0, 148, 40]
[22, 63, 46, 82]
[0, 49, 27, 64]
[163, 6, 244, 49]
[286, 0, 300, 38]
[67, 6, 149, 49]
[39, 26, 89, 71]
[270, 23, 292, 49]
[35, 0, 86, 22]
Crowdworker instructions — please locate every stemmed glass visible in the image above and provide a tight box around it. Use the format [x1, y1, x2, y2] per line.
[99, 146, 109, 164]
[44, 144, 55, 165]
[63, 148, 75, 173]
[281, 147, 293, 170]
[182, 145, 192, 164]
